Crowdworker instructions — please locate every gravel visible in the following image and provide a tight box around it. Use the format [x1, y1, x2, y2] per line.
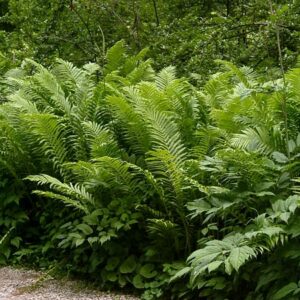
[0, 267, 140, 300]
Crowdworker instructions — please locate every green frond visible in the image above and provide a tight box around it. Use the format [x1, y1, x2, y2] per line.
[107, 95, 151, 154]
[147, 218, 182, 238]
[65, 157, 145, 197]
[147, 218, 184, 256]
[286, 67, 300, 103]
[202, 72, 232, 109]
[126, 60, 155, 84]
[7, 92, 39, 114]
[215, 60, 251, 88]
[143, 108, 187, 164]
[82, 62, 100, 75]
[0, 114, 33, 174]
[26, 174, 94, 212]
[123, 47, 149, 74]
[104, 40, 126, 75]
[21, 113, 69, 174]
[24, 59, 72, 115]
[146, 149, 186, 201]
[83, 121, 120, 158]
[230, 126, 282, 155]
[135, 82, 171, 112]
[53, 59, 97, 108]
[155, 66, 177, 90]
[191, 126, 225, 158]
[91, 157, 144, 195]
[31, 190, 88, 213]
[53, 59, 86, 90]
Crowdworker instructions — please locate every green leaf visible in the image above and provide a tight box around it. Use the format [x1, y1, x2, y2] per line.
[10, 237, 21, 248]
[273, 282, 298, 300]
[272, 152, 289, 163]
[228, 246, 256, 273]
[139, 264, 158, 279]
[224, 259, 233, 275]
[106, 271, 118, 282]
[208, 261, 223, 273]
[76, 224, 93, 235]
[133, 274, 145, 289]
[279, 212, 291, 223]
[288, 140, 296, 153]
[75, 238, 85, 247]
[106, 257, 120, 271]
[170, 267, 191, 282]
[119, 255, 137, 274]
[87, 237, 98, 246]
[99, 235, 111, 245]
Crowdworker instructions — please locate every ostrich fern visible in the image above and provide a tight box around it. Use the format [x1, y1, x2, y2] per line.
[2, 43, 300, 299]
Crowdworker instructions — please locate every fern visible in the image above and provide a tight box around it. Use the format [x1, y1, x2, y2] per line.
[26, 174, 94, 213]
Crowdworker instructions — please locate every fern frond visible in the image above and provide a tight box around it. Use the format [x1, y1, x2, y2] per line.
[22, 113, 69, 174]
[26, 174, 94, 211]
[104, 40, 126, 74]
[230, 127, 280, 155]
[143, 108, 187, 165]
[53, 58, 86, 88]
[286, 67, 300, 103]
[126, 60, 155, 84]
[24, 59, 72, 115]
[83, 121, 120, 158]
[31, 190, 88, 213]
[155, 66, 177, 90]
[91, 157, 144, 195]
[7, 93, 39, 114]
[107, 95, 151, 154]
[215, 60, 251, 88]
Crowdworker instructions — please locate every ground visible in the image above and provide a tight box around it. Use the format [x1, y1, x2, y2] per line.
[0, 267, 139, 300]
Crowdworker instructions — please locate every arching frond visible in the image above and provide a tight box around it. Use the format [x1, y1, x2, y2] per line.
[24, 59, 72, 115]
[26, 174, 94, 213]
[230, 126, 284, 155]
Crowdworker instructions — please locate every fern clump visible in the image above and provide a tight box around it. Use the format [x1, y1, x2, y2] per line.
[1, 42, 300, 299]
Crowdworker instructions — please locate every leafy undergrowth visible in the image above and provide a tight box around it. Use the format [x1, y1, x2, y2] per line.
[1, 42, 300, 299]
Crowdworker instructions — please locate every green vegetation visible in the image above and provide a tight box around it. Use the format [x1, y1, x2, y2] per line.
[1, 1, 300, 299]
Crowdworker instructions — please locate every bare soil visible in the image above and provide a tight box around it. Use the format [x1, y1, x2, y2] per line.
[0, 267, 139, 300]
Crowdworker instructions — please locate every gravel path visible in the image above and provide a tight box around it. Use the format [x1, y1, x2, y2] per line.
[0, 267, 140, 300]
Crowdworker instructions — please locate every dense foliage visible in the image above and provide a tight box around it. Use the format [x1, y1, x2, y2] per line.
[1, 1, 300, 299]
[0, 0, 299, 78]
[0, 40, 300, 299]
